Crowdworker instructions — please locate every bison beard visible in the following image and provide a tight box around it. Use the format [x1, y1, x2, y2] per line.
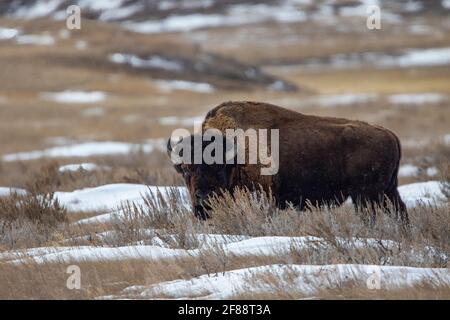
[167, 101, 409, 228]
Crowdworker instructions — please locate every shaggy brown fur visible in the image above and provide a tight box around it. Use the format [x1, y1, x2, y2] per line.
[168, 101, 408, 225]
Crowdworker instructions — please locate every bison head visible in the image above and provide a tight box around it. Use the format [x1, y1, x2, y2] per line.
[167, 133, 237, 220]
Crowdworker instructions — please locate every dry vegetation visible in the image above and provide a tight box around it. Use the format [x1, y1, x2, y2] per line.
[0, 2, 449, 300]
[0, 181, 448, 299]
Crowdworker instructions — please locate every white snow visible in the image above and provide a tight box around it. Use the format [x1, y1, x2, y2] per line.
[109, 53, 183, 72]
[443, 0, 450, 9]
[72, 180, 447, 224]
[426, 167, 438, 177]
[297, 47, 450, 70]
[399, 165, 439, 178]
[99, 4, 143, 21]
[386, 47, 450, 68]
[1, 139, 166, 162]
[0, 178, 438, 223]
[124, 3, 307, 34]
[0, 234, 432, 264]
[16, 34, 55, 46]
[154, 80, 215, 93]
[158, 116, 204, 126]
[399, 164, 419, 177]
[316, 93, 377, 107]
[388, 93, 447, 105]
[58, 163, 108, 173]
[0, 27, 20, 40]
[0, 187, 26, 197]
[398, 181, 446, 207]
[135, 264, 450, 299]
[76, 213, 115, 225]
[159, 0, 215, 11]
[339, 0, 380, 17]
[403, 1, 423, 12]
[285, 93, 379, 108]
[13, 0, 64, 19]
[41, 91, 106, 104]
[77, 0, 125, 11]
[54, 184, 188, 213]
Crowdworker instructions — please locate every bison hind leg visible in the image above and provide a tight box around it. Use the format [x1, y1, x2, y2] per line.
[383, 188, 410, 233]
[352, 190, 410, 234]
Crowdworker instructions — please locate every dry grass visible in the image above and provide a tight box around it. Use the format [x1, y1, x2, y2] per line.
[0, 258, 193, 299]
[0, 183, 448, 299]
[0, 184, 68, 250]
[0, 8, 449, 300]
[0, 151, 183, 191]
[233, 272, 450, 300]
[97, 184, 449, 268]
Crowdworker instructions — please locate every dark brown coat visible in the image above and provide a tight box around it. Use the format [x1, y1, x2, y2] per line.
[168, 101, 408, 224]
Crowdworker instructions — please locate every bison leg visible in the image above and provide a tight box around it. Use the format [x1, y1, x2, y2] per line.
[383, 188, 410, 233]
[351, 194, 379, 228]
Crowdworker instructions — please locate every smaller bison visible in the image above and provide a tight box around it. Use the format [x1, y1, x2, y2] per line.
[167, 101, 408, 226]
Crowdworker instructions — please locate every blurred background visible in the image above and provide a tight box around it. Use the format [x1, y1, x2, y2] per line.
[0, 0, 449, 190]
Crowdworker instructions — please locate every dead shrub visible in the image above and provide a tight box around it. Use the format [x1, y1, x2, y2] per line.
[0, 190, 67, 249]
[111, 187, 200, 248]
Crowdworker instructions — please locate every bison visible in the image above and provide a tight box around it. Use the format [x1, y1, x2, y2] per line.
[167, 101, 408, 226]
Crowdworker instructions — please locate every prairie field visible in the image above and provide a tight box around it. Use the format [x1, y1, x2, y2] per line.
[0, 0, 449, 300]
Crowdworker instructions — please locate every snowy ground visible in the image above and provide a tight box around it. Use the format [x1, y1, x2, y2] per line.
[0, 178, 448, 298]
[1, 139, 166, 162]
[0, 180, 446, 220]
[124, 264, 450, 299]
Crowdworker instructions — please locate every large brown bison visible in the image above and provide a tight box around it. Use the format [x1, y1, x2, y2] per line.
[167, 101, 408, 226]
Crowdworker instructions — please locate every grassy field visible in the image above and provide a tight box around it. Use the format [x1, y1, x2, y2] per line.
[0, 2, 449, 299]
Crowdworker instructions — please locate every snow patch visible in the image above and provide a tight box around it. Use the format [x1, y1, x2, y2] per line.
[398, 181, 446, 207]
[317, 93, 377, 107]
[0, 27, 20, 40]
[158, 116, 204, 126]
[399, 164, 420, 177]
[154, 80, 214, 93]
[388, 93, 447, 105]
[1, 139, 166, 162]
[0, 187, 26, 197]
[13, 0, 64, 19]
[41, 91, 106, 104]
[124, 3, 307, 34]
[99, 4, 143, 21]
[54, 184, 188, 213]
[443, 0, 450, 9]
[136, 264, 450, 299]
[386, 47, 450, 68]
[58, 163, 108, 173]
[109, 53, 183, 72]
[297, 47, 450, 70]
[399, 165, 439, 178]
[16, 34, 55, 46]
